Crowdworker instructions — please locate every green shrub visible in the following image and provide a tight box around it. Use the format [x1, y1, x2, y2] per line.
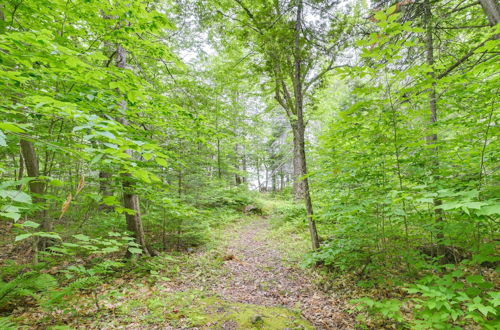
[352, 264, 498, 329]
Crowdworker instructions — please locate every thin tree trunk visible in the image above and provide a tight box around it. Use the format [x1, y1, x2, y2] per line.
[17, 152, 24, 190]
[242, 145, 247, 183]
[292, 135, 305, 199]
[234, 144, 242, 185]
[424, 0, 445, 250]
[217, 137, 222, 179]
[293, 0, 319, 250]
[264, 165, 269, 191]
[280, 170, 284, 191]
[256, 157, 261, 190]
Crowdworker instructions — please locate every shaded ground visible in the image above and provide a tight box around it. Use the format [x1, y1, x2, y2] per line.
[10, 216, 354, 329]
[210, 217, 354, 329]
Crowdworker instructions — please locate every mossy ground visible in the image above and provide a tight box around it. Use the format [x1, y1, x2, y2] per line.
[107, 289, 313, 329]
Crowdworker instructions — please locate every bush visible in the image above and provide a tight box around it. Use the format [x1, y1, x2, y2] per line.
[352, 263, 498, 329]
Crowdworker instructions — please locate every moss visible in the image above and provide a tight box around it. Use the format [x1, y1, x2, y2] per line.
[190, 295, 313, 329]
[117, 290, 312, 329]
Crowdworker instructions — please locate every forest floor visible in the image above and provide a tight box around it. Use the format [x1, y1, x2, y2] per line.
[13, 215, 355, 329]
[210, 216, 354, 329]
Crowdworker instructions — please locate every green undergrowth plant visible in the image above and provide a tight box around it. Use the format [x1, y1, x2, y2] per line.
[130, 254, 180, 283]
[4, 231, 143, 314]
[0, 271, 58, 311]
[352, 263, 499, 329]
[0, 316, 17, 330]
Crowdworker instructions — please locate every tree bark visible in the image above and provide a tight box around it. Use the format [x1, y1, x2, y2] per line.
[424, 0, 445, 249]
[293, 0, 319, 250]
[17, 152, 24, 190]
[20, 139, 51, 250]
[256, 156, 261, 190]
[292, 134, 305, 199]
[242, 145, 247, 184]
[115, 44, 150, 256]
[217, 137, 222, 179]
[234, 144, 242, 185]
[122, 173, 149, 256]
[479, 0, 500, 26]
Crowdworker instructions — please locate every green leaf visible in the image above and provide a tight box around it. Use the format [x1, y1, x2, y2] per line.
[21, 221, 40, 228]
[466, 275, 484, 284]
[35, 232, 61, 240]
[155, 157, 168, 167]
[0, 122, 25, 133]
[0, 190, 32, 204]
[128, 247, 143, 254]
[73, 234, 90, 241]
[15, 233, 32, 241]
[476, 204, 500, 216]
[101, 246, 120, 253]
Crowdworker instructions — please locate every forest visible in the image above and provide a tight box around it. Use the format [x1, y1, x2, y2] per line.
[0, 0, 498, 329]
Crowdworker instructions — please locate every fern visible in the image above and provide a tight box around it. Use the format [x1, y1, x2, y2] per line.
[0, 272, 57, 308]
[0, 316, 17, 330]
[69, 276, 101, 290]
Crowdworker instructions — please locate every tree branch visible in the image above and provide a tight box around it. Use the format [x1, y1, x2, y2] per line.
[436, 36, 494, 79]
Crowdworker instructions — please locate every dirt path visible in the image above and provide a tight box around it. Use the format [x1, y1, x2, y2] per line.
[212, 217, 354, 329]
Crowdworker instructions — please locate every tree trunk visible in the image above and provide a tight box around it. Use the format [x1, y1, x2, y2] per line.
[20, 139, 50, 250]
[292, 134, 305, 199]
[424, 0, 444, 250]
[272, 173, 276, 192]
[217, 137, 222, 179]
[234, 144, 242, 185]
[17, 152, 24, 190]
[242, 145, 247, 183]
[293, 0, 319, 250]
[264, 165, 269, 191]
[122, 173, 149, 256]
[479, 0, 500, 26]
[256, 157, 261, 190]
[280, 170, 284, 191]
[115, 44, 150, 256]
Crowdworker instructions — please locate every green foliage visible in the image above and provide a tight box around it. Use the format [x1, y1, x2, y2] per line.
[0, 272, 57, 309]
[273, 202, 306, 224]
[46, 231, 141, 256]
[352, 298, 404, 324]
[0, 316, 17, 330]
[197, 185, 259, 210]
[352, 263, 498, 329]
[0, 0, 498, 327]
[0, 179, 33, 222]
[131, 254, 179, 283]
